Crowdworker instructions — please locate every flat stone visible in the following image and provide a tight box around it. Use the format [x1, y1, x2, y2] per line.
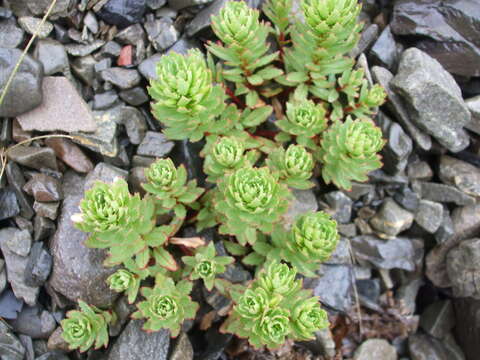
[65, 40, 105, 57]
[439, 155, 480, 197]
[420, 300, 455, 339]
[282, 189, 318, 229]
[107, 320, 170, 360]
[8, 146, 57, 171]
[408, 333, 458, 360]
[71, 55, 97, 85]
[0, 320, 25, 360]
[33, 216, 55, 242]
[415, 200, 443, 234]
[93, 90, 120, 110]
[186, 0, 231, 37]
[27, 0, 74, 19]
[418, 182, 475, 206]
[9, 304, 56, 339]
[36, 351, 70, 360]
[0, 260, 5, 294]
[0, 188, 20, 221]
[0, 18, 24, 48]
[119, 86, 149, 106]
[24, 242, 52, 287]
[0, 228, 39, 305]
[309, 265, 354, 312]
[33, 202, 59, 221]
[371, 66, 431, 151]
[170, 332, 193, 360]
[407, 160, 433, 181]
[324, 191, 352, 224]
[351, 235, 417, 271]
[5, 162, 34, 219]
[370, 198, 414, 238]
[435, 207, 454, 244]
[350, 24, 379, 59]
[48, 171, 119, 307]
[390, 48, 471, 152]
[353, 338, 397, 360]
[145, 17, 179, 51]
[45, 137, 93, 174]
[18, 17, 53, 38]
[115, 24, 147, 45]
[101, 67, 141, 89]
[147, 0, 167, 10]
[0, 48, 43, 117]
[137, 131, 174, 157]
[391, 0, 480, 77]
[98, 0, 147, 29]
[33, 39, 69, 76]
[447, 238, 480, 299]
[393, 186, 420, 212]
[0, 289, 23, 320]
[84, 162, 128, 191]
[168, 0, 212, 10]
[465, 95, 480, 134]
[138, 53, 163, 80]
[5, 229, 31, 257]
[370, 25, 398, 70]
[17, 77, 97, 133]
[23, 174, 62, 202]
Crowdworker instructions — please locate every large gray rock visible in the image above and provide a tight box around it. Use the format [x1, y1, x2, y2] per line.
[107, 320, 170, 360]
[0, 319, 25, 360]
[391, 0, 480, 77]
[33, 39, 69, 76]
[353, 339, 397, 360]
[370, 198, 414, 238]
[0, 18, 24, 48]
[447, 238, 480, 299]
[439, 155, 480, 198]
[408, 333, 464, 360]
[48, 171, 119, 308]
[390, 48, 471, 152]
[466, 95, 480, 134]
[0, 48, 43, 117]
[186, 0, 231, 37]
[0, 228, 39, 305]
[27, 0, 75, 19]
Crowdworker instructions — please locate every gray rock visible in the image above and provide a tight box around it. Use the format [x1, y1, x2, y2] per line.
[145, 17, 179, 51]
[65, 40, 105, 57]
[115, 24, 147, 45]
[5, 229, 31, 257]
[345, 182, 375, 201]
[324, 191, 352, 224]
[350, 24, 379, 58]
[48, 171, 119, 308]
[309, 265, 354, 312]
[84, 11, 99, 34]
[18, 334, 33, 360]
[0, 228, 39, 305]
[407, 160, 433, 181]
[34, 40, 69, 76]
[27, 0, 74, 19]
[0, 18, 24, 48]
[439, 155, 480, 197]
[420, 300, 455, 339]
[0, 319, 25, 360]
[356, 278, 381, 310]
[17, 76, 97, 133]
[8, 146, 57, 171]
[46, 327, 69, 353]
[168, 0, 212, 10]
[119, 87, 149, 106]
[18, 17, 53, 38]
[5, 162, 34, 219]
[390, 48, 471, 152]
[186, 0, 231, 37]
[465, 95, 480, 135]
[0, 259, 6, 294]
[100, 41, 122, 58]
[35, 214, 56, 241]
[282, 189, 318, 229]
[107, 320, 170, 360]
[390, 0, 480, 77]
[138, 53, 163, 80]
[370, 25, 398, 70]
[418, 182, 475, 206]
[147, 0, 167, 10]
[9, 304, 56, 339]
[98, 0, 147, 29]
[0, 48, 43, 117]
[415, 200, 443, 234]
[435, 207, 454, 244]
[454, 298, 480, 360]
[93, 90, 120, 110]
[109, 297, 136, 337]
[371, 66, 431, 151]
[306, 328, 336, 358]
[354, 338, 397, 360]
[23, 174, 62, 202]
[370, 198, 414, 238]
[84, 163, 129, 191]
[408, 333, 463, 360]
[0, 188, 20, 221]
[75, 109, 119, 157]
[393, 186, 420, 212]
[24, 242, 52, 287]
[170, 333, 193, 360]
[395, 277, 423, 315]
[33, 201, 59, 221]
[71, 55, 96, 85]
[351, 235, 417, 271]
[35, 351, 69, 360]
[46, 137, 93, 174]
[137, 131, 174, 157]
[101, 67, 141, 90]
[447, 238, 480, 299]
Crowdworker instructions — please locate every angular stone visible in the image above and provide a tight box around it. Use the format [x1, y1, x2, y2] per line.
[350, 24, 379, 59]
[407, 160, 433, 181]
[8, 146, 57, 171]
[5, 229, 31, 257]
[170, 332, 193, 360]
[27, 0, 74, 19]
[282, 189, 318, 229]
[71, 55, 96, 85]
[138, 53, 163, 80]
[33, 201, 59, 221]
[370, 25, 398, 70]
[75, 109, 119, 157]
[370, 198, 414, 238]
[0, 188, 20, 221]
[324, 191, 353, 224]
[115, 24, 147, 45]
[454, 298, 480, 360]
[465, 95, 480, 135]
[114, 106, 147, 145]
[0, 320, 25, 360]
[24, 242, 52, 287]
[390, 48, 471, 152]
[93, 90, 120, 110]
[5, 162, 34, 219]
[107, 320, 170, 360]
[391, 0, 480, 77]
[351, 235, 417, 271]
[393, 186, 420, 212]
[137, 131, 174, 157]
[439, 155, 480, 197]
[65, 40, 105, 57]
[447, 238, 480, 299]
[435, 207, 454, 244]
[84, 162, 129, 191]
[0, 18, 24, 48]
[17, 77, 97, 133]
[420, 300, 455, 339]
[415, 200, 443, 234]
[98, 0, 147, 29]
[23, 174, 62, 202]
[0, 48, 43, 117]
[353, 338, 397, 360]
[45, 137, 93, 174]
[408, 333, 458, 360]
[186, 0, 231, 37]
[18, 17, 53, 38]
[0, 228, 39, 305]
[0, 260, 5, 294]
[33, 216, 55, 242]
[119, 86, 148, 106]
[419, 182, 475, 206]
[101, 67, 141, 89]
[371, 66, 431, 151]
[145, 17, 179, 51]
[168, 0, 212, 10]
[0, 288, 23, 320]
[9, 304, 56, 339]
[33, 39, 69, 76]
[48, 171, 119, 307]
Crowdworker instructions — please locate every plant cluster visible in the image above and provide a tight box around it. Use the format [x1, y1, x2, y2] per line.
[63, 0, 386, 352]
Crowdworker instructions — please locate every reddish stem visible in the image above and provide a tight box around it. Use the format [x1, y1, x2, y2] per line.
[223, 86, 245, 109]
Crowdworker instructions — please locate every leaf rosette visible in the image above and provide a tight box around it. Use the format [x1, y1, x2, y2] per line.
[291, 297, 329, 341]
[257, 262, 299, 296]
[253, 308, 290, 348]
[267, 144, 314, 189]
[319, 117, 385, 190]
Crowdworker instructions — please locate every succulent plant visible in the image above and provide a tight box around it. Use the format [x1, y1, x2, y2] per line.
[267, 144, 314, 189]
[149, 49, 226, 141]
[318, 117, 385, 190]
[61, 301, 116, 352]
[216, 166, 291, 245]
[182, 242, 234, 290]
[263, 0, 293, 34]
[225, 262, 328, 349]
[132, 274, 198, 336]
[143, 158, 203, 219]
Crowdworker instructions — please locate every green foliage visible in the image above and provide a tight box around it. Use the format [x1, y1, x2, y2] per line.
[263, 0, 293, 34]
[61, 301, 116, 352]
[225, 262, 328, 348]
[182, 242, 234, 290]
[132, 274, 198, 336]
